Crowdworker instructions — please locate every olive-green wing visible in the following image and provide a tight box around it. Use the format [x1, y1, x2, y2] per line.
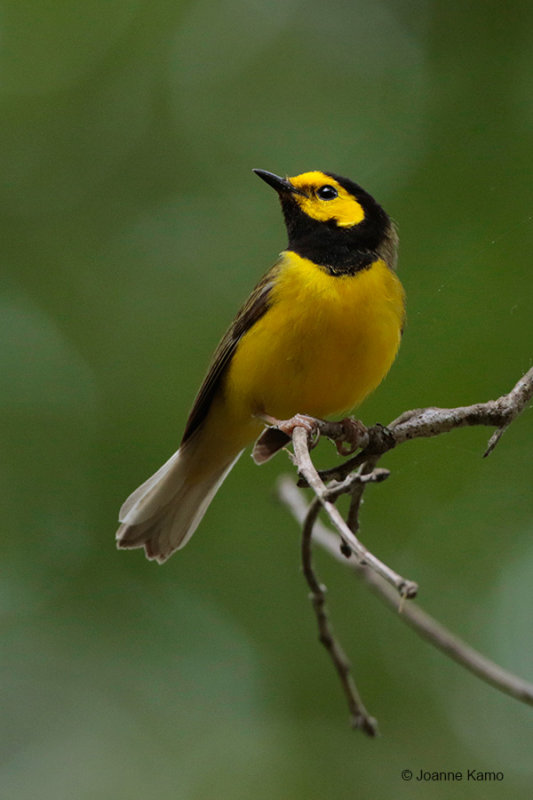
[181, 262, 281, 444]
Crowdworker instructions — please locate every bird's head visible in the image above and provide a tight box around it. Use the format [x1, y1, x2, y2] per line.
[253, 169, 398, 274]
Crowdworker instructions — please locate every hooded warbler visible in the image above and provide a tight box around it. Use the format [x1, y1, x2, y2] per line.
[116, 169, 405, 562]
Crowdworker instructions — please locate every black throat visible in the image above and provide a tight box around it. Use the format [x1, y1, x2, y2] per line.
[281, 199, 393, 276]
[286, 223, 378, 275]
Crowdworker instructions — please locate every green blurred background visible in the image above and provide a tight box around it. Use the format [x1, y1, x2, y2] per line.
[2, 0, 533, 797]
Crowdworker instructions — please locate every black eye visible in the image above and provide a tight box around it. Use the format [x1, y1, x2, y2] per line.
[317, 185, 338, 200]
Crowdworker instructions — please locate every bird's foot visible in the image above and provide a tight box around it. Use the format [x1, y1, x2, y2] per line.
[252, 413, 321, 464]
[334, 417, 368, 456]
[252, 414, 367, 464]
[263, 412, 320, 437]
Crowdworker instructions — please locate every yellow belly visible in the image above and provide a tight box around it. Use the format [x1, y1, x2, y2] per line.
[224, 251, 405, 425]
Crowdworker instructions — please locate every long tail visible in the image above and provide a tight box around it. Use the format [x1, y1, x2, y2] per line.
[116, 445, 242, 563]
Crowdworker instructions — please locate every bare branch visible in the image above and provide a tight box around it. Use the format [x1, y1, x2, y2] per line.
[301, 497, 379, 736]
[291, 426, 418, 599]
[276, 368, 533, 730]
[346, 457, 381, 535]
[318, 366, 533, 483]
[278, 476, 533, 708]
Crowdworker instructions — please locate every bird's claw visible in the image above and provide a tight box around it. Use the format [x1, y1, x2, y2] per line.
[334, 417, 368, 456]
[255, 412, 321, 453]
[273, 413, 320, 438]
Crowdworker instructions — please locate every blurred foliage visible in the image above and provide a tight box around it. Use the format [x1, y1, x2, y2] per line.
[2, 0, 533, 797]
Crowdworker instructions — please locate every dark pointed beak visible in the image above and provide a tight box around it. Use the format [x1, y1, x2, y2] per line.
[253, 169, 305, 196]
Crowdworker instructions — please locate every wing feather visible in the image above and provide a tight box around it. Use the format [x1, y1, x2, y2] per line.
[181, 260, 281, 443]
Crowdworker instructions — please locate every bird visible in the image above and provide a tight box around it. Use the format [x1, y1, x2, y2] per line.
[116, 169, 405, 563]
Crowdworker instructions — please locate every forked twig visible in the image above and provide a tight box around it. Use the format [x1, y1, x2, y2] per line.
[280, 476, 533, 707]
[277, 367, 533, 731]
[292, 426, 418, 600]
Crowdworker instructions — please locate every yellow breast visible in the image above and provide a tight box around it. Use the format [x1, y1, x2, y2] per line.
[225, 251, 405, 424]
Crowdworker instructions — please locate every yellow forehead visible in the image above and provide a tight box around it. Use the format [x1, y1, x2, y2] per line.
[288, 171, 365, 227]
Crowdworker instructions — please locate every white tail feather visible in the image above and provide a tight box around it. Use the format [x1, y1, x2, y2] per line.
[119, 448, 183, 525]
[116, 447, 242, 563]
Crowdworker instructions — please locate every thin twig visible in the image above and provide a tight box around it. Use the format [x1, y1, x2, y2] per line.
[278, 476, 533, 707]
[292, 426, 419, 599]
[301, 497, 378, 736]
[346, 457, 380, 534]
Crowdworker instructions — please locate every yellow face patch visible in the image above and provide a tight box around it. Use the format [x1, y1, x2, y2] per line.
[288, 171, 365, 228]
